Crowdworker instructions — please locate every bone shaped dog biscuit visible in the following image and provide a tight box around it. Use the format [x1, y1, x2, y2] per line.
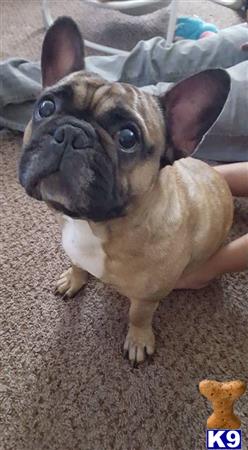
[199, 380, 246, 429]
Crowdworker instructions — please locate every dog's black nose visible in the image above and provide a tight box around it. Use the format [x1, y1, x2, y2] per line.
[54, 123, 95, 149]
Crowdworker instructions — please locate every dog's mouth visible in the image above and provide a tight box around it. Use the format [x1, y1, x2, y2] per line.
[45, 199, 125, 220]
[39, 172, 122, 220]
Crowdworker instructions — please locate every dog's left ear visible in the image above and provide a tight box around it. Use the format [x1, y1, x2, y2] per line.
[159, 69, 230, 163]
[41, 16, 85, 88]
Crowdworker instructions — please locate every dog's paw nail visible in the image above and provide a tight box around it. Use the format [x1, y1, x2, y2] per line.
[145, 345, 154, 356]
[131, 360, 138, 369]
[123, 349, 129, 359]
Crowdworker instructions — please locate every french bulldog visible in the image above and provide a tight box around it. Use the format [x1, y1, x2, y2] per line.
[19, 17, 233, 364]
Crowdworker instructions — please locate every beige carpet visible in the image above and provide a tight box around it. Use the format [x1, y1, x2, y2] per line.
[1, 2, 248, 450]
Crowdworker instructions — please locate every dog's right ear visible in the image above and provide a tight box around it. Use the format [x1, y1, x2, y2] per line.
[41, 16, 85, 88]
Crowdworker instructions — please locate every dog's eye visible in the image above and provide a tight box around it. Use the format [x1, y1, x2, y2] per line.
[117, 128, 138, 152]
[38, 99, 56, 118]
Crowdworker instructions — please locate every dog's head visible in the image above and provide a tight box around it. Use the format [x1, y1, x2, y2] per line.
[19, 17, 230, 222]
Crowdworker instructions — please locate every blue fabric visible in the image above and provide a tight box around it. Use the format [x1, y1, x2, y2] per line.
[175, 16, 218, 40]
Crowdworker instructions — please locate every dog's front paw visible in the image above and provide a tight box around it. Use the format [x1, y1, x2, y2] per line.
[123, 325, 155, 364]
[55, 266, 88, 298]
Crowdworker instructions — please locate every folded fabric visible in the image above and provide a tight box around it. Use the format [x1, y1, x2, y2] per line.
[0, 59, 41, 131]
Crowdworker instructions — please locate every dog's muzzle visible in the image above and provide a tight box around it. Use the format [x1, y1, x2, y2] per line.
[19, 119, 96, 192]
[19, 118, 125, 221]
[19, 118, 97, 196]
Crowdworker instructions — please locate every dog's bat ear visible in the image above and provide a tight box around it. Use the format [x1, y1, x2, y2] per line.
[159, 69, 230, 163]
[41, 16, 85, 88]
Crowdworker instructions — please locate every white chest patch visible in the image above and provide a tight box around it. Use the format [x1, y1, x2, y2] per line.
[62, 217, 105, 279]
